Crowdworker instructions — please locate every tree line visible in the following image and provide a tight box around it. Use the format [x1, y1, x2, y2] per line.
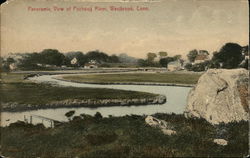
[137, 42, 248, 71]
[2, 49, 121, 70]
[185, 43, 248, 71]
[1, 42, 248, 71]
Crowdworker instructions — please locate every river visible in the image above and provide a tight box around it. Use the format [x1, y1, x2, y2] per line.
[1, 74, 192, 127]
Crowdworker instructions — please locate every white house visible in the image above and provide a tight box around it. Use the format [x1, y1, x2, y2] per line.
[84, 63, 98, 69]
[84, 60, 98, 68]
[194, 54, 209, 64]
[71, 57, 78, 65]
[167, 60, 182, 71]
[9, 63, 17, 70]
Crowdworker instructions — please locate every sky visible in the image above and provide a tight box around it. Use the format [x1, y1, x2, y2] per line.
[1, 0, 249, 58]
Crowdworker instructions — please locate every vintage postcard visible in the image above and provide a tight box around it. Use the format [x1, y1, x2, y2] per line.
[0, 0, 249, 157]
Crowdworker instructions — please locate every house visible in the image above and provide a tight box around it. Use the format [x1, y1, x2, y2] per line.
[167, 60, 183, 71]
[84, 63, 98, 69]
[36, 63, 43, 67]
[44, 64, 55, 68]
[194, 54, 209, 64]
[9, 63, 17, 70]
[84, 60, 98, 69]
[71, 57, 78, 65]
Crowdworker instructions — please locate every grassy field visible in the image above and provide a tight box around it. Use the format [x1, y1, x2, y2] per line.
[1, 73, 158, 110]
[1, 113, 248, 158]
[61, 73, 201, 85]
[1, 73, 31, 83]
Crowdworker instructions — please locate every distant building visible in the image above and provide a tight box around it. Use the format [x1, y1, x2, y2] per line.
[167, 60, 183, 71]
[194, 54, 209, 64]
[84, 60, 98, 68]
[182, 60, 190, 67]
[198, 50, 209, 56]
[242, 46, 249, 60]
[9, 63, 17, 70]
[37, 63, 43, 67]
[84, 63, 98, 69]
[45, 64, 53, 67]
[71, 58, 78, 65]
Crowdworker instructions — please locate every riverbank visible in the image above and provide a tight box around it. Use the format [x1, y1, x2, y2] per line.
[1, 113, 248, 158]
[1, 94, 166, 112]
[55, 76, 195, 87]
[1, 73, 165, 112]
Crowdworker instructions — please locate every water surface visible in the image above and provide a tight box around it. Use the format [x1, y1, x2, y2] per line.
[1, 75, 191, 127]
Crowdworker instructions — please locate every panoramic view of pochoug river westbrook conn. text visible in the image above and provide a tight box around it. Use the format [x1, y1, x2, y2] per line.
[0, 0, 249, 157]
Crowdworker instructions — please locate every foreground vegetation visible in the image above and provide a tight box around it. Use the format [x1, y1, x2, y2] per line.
[61, 73, 201, 85]
[1, 73, 158, 111]
[1, 113, 248, 158]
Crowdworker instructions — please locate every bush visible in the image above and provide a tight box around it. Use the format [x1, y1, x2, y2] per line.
[94, 112, 103, 119]
[65, 110, 75, 120]
[185, 61, 210, 72]
[86, 132, 118, 145]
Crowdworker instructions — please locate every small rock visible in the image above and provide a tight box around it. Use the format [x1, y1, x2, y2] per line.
[161, 129, 177, 135]
[213, 139, 228, 146]
[145, 116, 160, 127]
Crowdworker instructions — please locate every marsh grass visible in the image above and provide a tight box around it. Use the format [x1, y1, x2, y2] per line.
[1, 113, 248, 158]
[1, 83, 157, 105]
[1, 73, 157, 109]
[62, 73, 201, 85]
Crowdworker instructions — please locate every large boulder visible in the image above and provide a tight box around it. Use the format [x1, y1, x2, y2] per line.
[185, 69, 249, 124]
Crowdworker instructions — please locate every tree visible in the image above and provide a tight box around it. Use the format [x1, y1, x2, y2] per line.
[239, 45, 249, 69]
[184, 63, 193, 71]
[242, 45, 249, 56]
[208, 52, 220, 68]
[85, 50, 109, 63]
[118, 53, 137, 63]
[191, 61, 210, 72]
[187, 49, 198, 62]
[185, 61, 210, 72]
[137, 59, 148, 67]
[199, 50, 209, 55]
[159, 57, 175, 67]
[158, 51, 168, 59]
[19, 52, 43, 70]
[109, 54, 120, 63]
[147, 52, 157, 63]
[211, 43, 243, 69]
[1, 57, 9, 72]
[65, 51, 87, 66]
[94, 112, 103, 119]
[18, 50, 66, 69]
[6, 57, 15, 63]
[40, 49, 66, 66]
[173, 55, 182, 61]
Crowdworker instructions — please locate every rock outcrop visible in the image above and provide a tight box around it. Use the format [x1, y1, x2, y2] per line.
[185, 69, 249, 124]
[145, 115, 176, 135]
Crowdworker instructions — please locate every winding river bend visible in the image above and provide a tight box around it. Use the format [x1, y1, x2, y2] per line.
[1, 74, 192, 127]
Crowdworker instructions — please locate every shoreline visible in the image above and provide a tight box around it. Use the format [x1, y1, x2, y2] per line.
[1, 95, 166, 112]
